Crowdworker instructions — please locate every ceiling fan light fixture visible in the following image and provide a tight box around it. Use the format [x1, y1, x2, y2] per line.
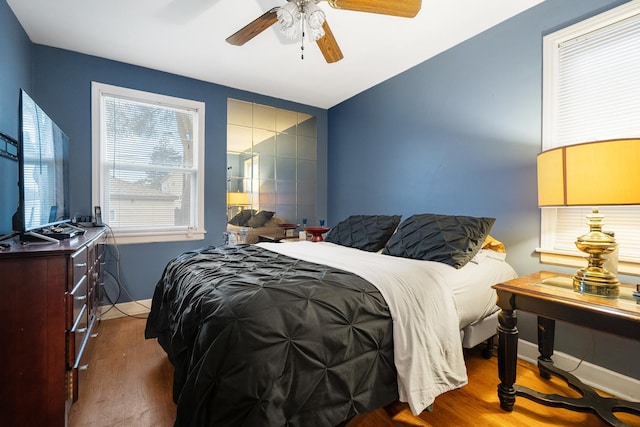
[277, 1, 326, 42]
[305, 2, 326, 41]
[276, 2, 301, 39]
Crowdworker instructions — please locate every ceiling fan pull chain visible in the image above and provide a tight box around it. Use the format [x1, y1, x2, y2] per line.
[300, 6, 307, 60]
[300, 10, 305, 60]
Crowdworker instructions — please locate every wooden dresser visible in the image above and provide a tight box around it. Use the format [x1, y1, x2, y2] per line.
[0, 227, 107, 426]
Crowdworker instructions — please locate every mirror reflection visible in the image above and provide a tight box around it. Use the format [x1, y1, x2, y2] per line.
[226, 99, 317, 242]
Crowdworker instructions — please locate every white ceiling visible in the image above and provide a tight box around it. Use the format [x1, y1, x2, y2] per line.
[7, 0, 544, 109]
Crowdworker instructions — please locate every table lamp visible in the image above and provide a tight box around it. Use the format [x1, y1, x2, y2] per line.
[227, 192, 250, 218]
[537, 138, 640, 298]
[227, 191, 250, 206]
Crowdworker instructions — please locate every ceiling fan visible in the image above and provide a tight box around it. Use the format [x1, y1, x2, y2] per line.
[226, 0, 422, 63]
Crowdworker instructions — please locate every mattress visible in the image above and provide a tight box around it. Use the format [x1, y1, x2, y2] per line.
[259, 243, 517, 332]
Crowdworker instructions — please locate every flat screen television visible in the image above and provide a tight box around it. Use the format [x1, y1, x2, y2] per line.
[12, 89, 74, 241]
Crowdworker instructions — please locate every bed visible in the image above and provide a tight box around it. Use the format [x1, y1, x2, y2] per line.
[145, 213, 518, 426]
[226, 210, 287, 244]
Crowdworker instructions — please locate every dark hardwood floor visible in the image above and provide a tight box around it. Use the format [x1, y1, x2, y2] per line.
[69, 316, 638, 427]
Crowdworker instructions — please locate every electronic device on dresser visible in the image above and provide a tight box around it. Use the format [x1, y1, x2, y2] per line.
[94, 205, 103, 226]
[11, 89, 82, 242]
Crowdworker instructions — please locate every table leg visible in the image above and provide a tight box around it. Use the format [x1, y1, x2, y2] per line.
[537, 316, 555, 380]
[497, 309, 518, 412]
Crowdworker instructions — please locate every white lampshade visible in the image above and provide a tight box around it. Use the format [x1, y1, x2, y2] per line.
[305, 2, 326, 41]
[277, 2, 301, 40]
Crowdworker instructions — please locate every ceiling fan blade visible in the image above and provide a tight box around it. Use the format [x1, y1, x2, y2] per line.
[326, 0, 421, 18]
[226, 8, 279, 46]
[316, 20, 344, 63]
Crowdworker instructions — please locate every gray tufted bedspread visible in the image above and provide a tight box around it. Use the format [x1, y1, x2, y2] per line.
[145, 244, 398, 426]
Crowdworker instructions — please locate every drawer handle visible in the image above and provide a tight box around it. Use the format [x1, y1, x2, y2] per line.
[75, 262, 87, 268]
[79, 364, 89, 371]
[75, 295, 87, 301]
[91, 333, 99, 338]
[77, 327, 87, 333]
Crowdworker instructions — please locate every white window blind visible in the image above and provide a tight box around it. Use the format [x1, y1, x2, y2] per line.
[92, 83, 205, 244]
[542, 1, 640, 266]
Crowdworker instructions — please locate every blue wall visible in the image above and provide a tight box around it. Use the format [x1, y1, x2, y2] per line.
[30, 46, 328, 302]
[1, 0, 328, 304]
[0, 0, 31, 235]
[328, 0, 630, 276]
[328, 0, 638, 380]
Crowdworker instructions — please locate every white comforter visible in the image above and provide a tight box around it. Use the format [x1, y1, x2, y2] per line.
[257, 241, 514, 414]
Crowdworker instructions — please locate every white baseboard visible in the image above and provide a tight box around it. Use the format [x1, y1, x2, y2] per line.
[518, 339, 640, 402]
[99, 298, 152, 320]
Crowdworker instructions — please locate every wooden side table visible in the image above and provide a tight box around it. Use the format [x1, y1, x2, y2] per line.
[493, 271, 640, 426]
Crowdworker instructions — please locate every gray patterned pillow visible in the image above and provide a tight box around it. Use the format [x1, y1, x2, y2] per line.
[246, 210, 275, 228]
[382, 213, 495, 268]
[325, 215, 401, 252]
[228, 209, 256, 226]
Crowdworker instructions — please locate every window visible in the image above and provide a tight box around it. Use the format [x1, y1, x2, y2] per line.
[92, 82, 205, 244]
[541, 1, 640, 274]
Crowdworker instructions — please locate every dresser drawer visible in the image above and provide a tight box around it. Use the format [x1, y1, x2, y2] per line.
[67, 304, 88, 369]
[70, 246, 88, 292]
[68, 311, 99, 403]
[67, 269, 89, 369]
[67, 275, 88, 330]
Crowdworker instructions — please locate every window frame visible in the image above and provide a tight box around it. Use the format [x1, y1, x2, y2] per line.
[539, 1, 640, 276]
[91, 82, 206, 244]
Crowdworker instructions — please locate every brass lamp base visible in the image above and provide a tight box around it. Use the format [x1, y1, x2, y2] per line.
[573, 207, 619, 299]
[573, 268, 619, 298]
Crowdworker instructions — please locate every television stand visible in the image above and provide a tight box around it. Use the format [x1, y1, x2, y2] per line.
[21, 223, 86, 243]
[1, 227, 107, 426]
[0, 232, 17, 242]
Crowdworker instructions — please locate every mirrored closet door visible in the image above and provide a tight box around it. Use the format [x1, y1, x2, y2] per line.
[227, 99, 317, 225]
